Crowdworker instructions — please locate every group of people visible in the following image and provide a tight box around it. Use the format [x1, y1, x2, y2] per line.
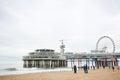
[73, 64, 119, 74]
[73, 64, 88, 74]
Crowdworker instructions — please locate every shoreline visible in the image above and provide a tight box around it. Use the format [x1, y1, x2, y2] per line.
[0, 67, 120, 80]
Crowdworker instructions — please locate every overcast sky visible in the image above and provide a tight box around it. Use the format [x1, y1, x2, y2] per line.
[0, 0, 120, 59]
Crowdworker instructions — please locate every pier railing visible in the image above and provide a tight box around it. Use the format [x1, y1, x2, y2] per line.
[65, 53, 120, 59]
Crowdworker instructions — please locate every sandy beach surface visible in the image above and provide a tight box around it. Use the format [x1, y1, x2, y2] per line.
[0, 67, 120, 80]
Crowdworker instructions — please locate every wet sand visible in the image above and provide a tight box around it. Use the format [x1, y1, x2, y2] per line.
[0, 67, 120, 80]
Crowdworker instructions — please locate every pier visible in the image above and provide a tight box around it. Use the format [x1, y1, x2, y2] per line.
[23, 36, 120, 68]
[23, 49, 120, 68]
[65, 52, 120, 68]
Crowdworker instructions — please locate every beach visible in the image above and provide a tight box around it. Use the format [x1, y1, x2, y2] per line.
[0, 67, 120, 80]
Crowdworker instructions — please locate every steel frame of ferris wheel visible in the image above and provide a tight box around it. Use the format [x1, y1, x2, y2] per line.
[96, 36, 115, 54]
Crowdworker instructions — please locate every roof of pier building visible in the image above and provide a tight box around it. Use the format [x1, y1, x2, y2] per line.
[23, 49, 66, 60]
[35, 49, 54, 52]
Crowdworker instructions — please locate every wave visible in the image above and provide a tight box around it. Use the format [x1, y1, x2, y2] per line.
[0, 67, 71, 76]
[5, 68, 17, 71]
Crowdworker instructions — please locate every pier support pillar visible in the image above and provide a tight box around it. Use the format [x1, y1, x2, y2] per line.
[49, 60, 51, 68]
[32, 60, 34, 67]
[42, 60, 45, 68]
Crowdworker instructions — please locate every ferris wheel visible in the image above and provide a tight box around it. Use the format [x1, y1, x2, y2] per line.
[96, 36, 115, 54]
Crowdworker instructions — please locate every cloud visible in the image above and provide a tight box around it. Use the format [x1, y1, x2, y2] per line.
[0, 0, 120, 58]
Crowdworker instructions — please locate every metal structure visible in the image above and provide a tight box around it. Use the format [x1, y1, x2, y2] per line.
[96, 36, 115, 54]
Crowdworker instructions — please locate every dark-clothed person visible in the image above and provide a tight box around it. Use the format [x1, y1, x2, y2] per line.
[74, 65, 77, 73]
[84, 64, 88, 73]
[112, 66, 114, 72]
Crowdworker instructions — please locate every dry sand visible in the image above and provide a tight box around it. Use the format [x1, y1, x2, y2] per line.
[0, 67, 120, 80]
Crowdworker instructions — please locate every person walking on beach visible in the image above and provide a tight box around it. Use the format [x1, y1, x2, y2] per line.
[84, 64, 88, 73]
[112, 66, 114, 72]
[103, 65, 105, 69]
[93, 66, 95, 70]
[74, 65, 77, 73]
